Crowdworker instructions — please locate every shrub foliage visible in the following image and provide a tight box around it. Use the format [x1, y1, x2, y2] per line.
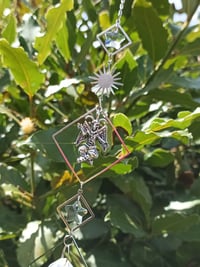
[0, 0, 200, 266]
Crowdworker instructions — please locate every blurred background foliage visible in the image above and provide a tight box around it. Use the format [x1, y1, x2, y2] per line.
[0, 0, 200, 266]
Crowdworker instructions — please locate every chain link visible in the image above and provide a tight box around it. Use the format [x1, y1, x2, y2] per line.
[116, 0, 126, 27]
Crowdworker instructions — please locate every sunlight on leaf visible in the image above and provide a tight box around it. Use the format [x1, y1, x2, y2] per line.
[165, 200, 200, 211]
[34, 0, 74, 65]
[112, 113, 132, 135]
[0, 39, 45, 97]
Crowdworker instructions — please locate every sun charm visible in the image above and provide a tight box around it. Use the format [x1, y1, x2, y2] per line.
[90, 67, 123, 97]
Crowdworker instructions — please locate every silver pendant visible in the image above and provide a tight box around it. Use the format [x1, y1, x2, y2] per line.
[90, 67, 122, 97]
[48, 258, 73, 267]
[75, 114, 109, 165]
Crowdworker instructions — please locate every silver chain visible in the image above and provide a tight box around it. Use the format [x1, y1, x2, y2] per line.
[116, 0, 126, 27]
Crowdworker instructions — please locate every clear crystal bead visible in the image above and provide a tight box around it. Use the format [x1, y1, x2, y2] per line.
[65, 200, 88, 225]
[105, 29, 125, 50]
[97, 24, 132, 56]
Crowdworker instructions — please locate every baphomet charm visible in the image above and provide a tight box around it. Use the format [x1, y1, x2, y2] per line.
[48, 258, 73, 267]
[75, 114, 109, 165]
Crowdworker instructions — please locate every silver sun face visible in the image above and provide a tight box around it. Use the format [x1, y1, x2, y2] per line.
[90, 68, 123, 97]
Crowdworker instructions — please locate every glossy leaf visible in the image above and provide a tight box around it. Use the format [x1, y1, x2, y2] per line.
[34, 0, 74, 65]
[112, 113, 132, 135]
[111, 174, 152, 221]
[149, 88, 199, 109]
[178, 223, 200, 242]
[182, 0, 200, 16]
[92, 243, 132, 267]
[147, 107, 200, 132]
[126, 129, 191, 152]
[0, 163, 28, 189]
[115, 50, 138, 93]
[80, 218, 109, 239]
[0, 0, 10, 18]
[0, 204, 27, 234]
[167, 73, 200, 90]
[180, 38, 200, 56]
[133, 0, 168, 62]
[31, 127, 66, 162]
[148, 0, 170, 15]
[17, 221, 56, 267]
[55, 22, 71, 62]
[75, 30, 93, 65]
[2, 14, 16, 44]
[109, 157, 138, 175]
[99, 10, 110, 30]
[0, 0, 200, 266]
[144, 148, 174, 167]
[107, 194, 145, 237]
[152, 213, 200, 235]
[0, 39, 45, 97]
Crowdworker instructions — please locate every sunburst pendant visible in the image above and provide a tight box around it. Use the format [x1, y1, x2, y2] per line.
[90, 67, 123, 97]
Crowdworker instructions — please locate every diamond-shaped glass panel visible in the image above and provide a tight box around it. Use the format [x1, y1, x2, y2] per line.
[52, 106, 131, 184]
[57, 193, 94, 232]
[97, 24, 132, 56]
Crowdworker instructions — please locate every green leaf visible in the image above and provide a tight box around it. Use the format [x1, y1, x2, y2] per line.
[148, 107, 200, 132]
[129, 242, 170, 266]
[126, 129, 191, 153]
[0, 203, 27, 234]
[34, 0, 74, 65]
[170, 129, 192, 145]
[152, 213, 200, 235]
[115, 50, 138, 94]
[190, 178, 200, 197]
[75, 30, 93, 65]
[55, 22, 71, 62]
[180, 38, 200, 56]
[133, 0, 168, 62]
[99, 10, 110, 30]
[0, 0, 10, 18]
[165, 200, 200, 211]
[31, 127, 66, 162]
[176, 242, 200, 266]
[17, 221, 57, 267]
[112, 113, 132, 135]
[0, 39, 45, 97]
[167, 73, 200, 90]
[0, 163, 28, 189]
[182, 0, 200, 16]
[152, 236, 182, 253]
[92, 243, 132, 267]
[80, 218, 109, 239]
[148, 0, 170, 15]
[144, 148, 174, 167]
[127, 131, 160, 151]
[178, 223, 200, 242]
[107, 194, 145, 237]
[2, 14, 16, 44]
[82, 0, 97, 22]
[109, 157, 138, 175]
[149, 88, 199, 109]
[111, 174, 152, 221]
